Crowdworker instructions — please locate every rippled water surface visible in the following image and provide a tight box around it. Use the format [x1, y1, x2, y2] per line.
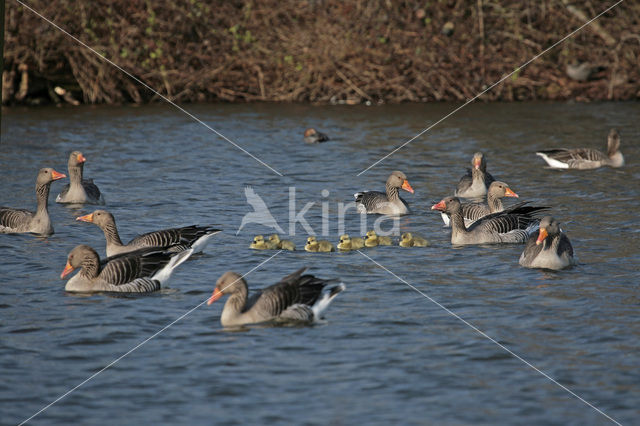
[1, 102, 639, 425]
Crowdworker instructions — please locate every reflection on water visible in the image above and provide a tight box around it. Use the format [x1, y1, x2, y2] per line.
[1, 102, 639, 424]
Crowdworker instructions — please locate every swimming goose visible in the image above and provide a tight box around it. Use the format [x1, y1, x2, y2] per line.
[455, 152, 495, 198]
[207, 267, 345, 327]
[441, 181, 518, 226]
[250, 235, 276, 250]
[76, 210, 220, 257]
[431, 197, 542, 245]
[61, 244, 193, 293]
[399, 232, 429, 247]
[364, 230, 393, 247]
[355, 171, 414, 216]
[304, 236, 334, 252]
[337, 234, 365, 251]
[304, 128, 330, 144]
[56, 151, 104, 204]
[0, 168, 66, 236]
[536, 129, 624, 169]
[269, 234, 295, 251]
[519, 216, 575, 270]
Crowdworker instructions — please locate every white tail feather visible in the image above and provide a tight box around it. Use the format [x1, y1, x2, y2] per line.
[536, 152, 569, 169]
[151, 248, 194, 285]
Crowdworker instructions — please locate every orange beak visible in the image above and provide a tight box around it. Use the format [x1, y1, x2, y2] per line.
[60, 262, 75, 279]
[504, 187, 519, 198]
[76, 153, 86, 163]
[207, 288, 223, 305]
[536, 228, 548, 245]
[473, 158, 481, 170]
[76, 213, 94, 223]
[51, 170, 66, 180]
[402, 180, 414, 194]
[431, 200, 447, 211]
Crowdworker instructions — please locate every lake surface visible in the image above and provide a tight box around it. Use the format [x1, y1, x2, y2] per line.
[1, 102, 639, 425]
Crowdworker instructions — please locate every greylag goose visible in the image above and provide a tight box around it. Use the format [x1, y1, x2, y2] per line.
[519, 216, 575, 270]
[337, 234, 365, 251]
[250, 235, 277, 250]
[441, 181, 518, 227]
[304, 128, 330, 143]
[0, 168, 66, 236]
[355, 171, 414, 215]
[76, 210, 220, 257]
[455, 152, 495, 198]
[399, 232, 429, 247]
[207, 267, 345, 327]
[536, 129, 623, 169]
[269, 234, 295, 251]
[364, 230, 393, 247]
[304, 236, 334, 252]
[431, 197, 543, 245]
[61, 245, 193, 293]
[56, 151, 104, 204]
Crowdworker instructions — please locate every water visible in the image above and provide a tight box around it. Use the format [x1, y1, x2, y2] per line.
[1, 102, 639, 425]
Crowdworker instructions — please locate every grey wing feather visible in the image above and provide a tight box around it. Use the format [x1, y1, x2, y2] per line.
[461, 203, 490, 221]
[106, 278, 161, 293]
[519, 234, 543, 266]
[456, 169, 473, 194]
[537, 148, 607, 163]
[127, 225, 219, 250]
[82, 179, 102, 201]
[278, 304, 315, 322]
[355, 191, 388, 212]
[0, 208, 33, 231]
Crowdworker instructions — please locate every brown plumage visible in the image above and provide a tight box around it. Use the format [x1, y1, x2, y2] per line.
[61, 244, 193, 293]
[354, 171, 414, 216]
[0, 168, 66, 236]
[207, 267, 345, 327]
[76, 209, 220, 257]
[56, 151, 104, 204]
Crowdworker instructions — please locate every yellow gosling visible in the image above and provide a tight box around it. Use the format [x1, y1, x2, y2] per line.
[250, 235, 270, 250]
[269, 234, 296, 251]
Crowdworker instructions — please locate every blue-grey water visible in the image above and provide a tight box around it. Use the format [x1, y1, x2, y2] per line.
[1, 102, 639, 425]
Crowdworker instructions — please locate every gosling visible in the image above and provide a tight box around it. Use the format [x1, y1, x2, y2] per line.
[305, 236, 334, 252]
[250, 235, 277, 250]
[399, 232, 429, 247]
[364, 230, 393, 247]
[269, 234, 295, 251]
[337, 234, 365, 251]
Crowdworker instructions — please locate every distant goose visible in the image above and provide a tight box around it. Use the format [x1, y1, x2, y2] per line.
[355, 171, 414, 216]
[441, 181, 519, 227]
[565, 62, 606, 82]
[304, 128, 330, 144]
[431, 197, 543, 245]
[455, 152, 495, 198]
[536, 129, 623, 169]
[207, 267, 345, 327]
[56, 151, 104, 204]
[304, 236, 334, 252]
[76, 210, 220, 257]
[337, 234, 365, 251]
[0, 168, 66, 236]
[61, 244, 193, 293]
[399, 232, 429, 247]
[519, 216, 576, 270]
[364, 230, 393, 247]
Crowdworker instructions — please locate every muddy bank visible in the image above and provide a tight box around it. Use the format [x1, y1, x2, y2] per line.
[3, 1, 639, 105]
